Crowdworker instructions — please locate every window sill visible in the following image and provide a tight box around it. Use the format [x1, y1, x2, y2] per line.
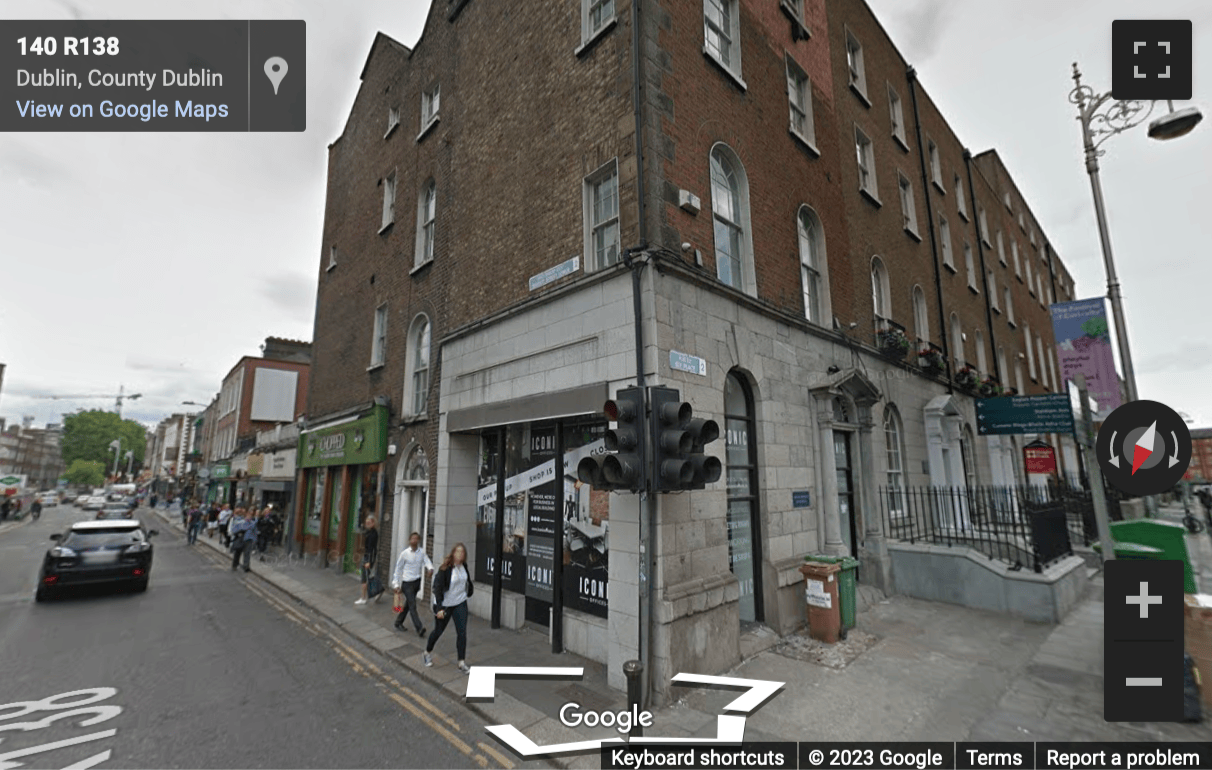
[943, 262, 957, 274]
[703, 49, 747, 91]
[893, 133, 910, 152]
[859, 187, 882, 208]
[849, 82, 871, 107]
[378, 221, 394, 236]
[779, 1, 811, 39]
[400, 413, 429, 427]
[326, 262, 337, 273]
[410, 258, 434, 276]
[366, 363, 385, 373]
[958, 210, 970, 222]
[417, 116, 440, 143]
[981, 237, 991, 248]
[933, 180, 946, 194]
[999, 259, 1007, 267]
[992, 306, 1002, 315]
[1008, 320, 1017, 329]
[575, 17, 617, 57]
[968, 285, 980, 295]
[384, 122, 399, 140]
[790, 129, 819, 157]
[904, 226, 921, 242]
[1016, 274, 1023, 283]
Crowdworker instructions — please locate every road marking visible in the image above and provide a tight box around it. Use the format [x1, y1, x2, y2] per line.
[477, 741, 516, 769]
[0, 729, 117, 770]
[386, 693, 486, 768]
[61, 750, 111, 769]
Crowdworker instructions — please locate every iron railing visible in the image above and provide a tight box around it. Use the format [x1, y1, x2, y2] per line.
[879, 484, 1076, 572]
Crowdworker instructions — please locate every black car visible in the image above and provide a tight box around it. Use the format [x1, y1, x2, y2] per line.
[37, 520, 157, 601]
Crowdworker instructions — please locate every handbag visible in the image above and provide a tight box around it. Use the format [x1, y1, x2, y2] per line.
[367, 574, 385, 599]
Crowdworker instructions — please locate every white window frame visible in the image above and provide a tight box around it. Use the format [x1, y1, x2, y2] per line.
[871, 257, 891, 322]
[704, 0, 745, 87]
[912, 285, 929, 342]
[581, 0, 617, 49]
[845, 28, 868, 102]
[584, 159, 621, 272]
[978, 206, 990, 245]
[709, 144, 756, 296]
[954, 173, 968, 219]
[988, 270, 999, 310]
[1018, 211, 1026, 231]
[370, 304, 388, 369]
[998, 347, 1008, 385]
[1003, 191, 1012, 210]
[1012, 240, 1022, 278]
[884, 407, 906, 516]
[414, 179, 436, 270]
[1005, 286, 1015, 326]
[1047, 285, 1054, 308]
[1025, 323, 1037, 380]
[996, 231, 1006, 266]
[380, 171, 396, 232]
[1015, 362, 1025, 395]
[327, 245, 337, 272]
[963, 240, 977, 290]
[1036, 336, 1049, 388]
[937, 214, 953, 268]
[786, 56, 816, 150]
[403, 314, 431, 419]
[798, 205, 829, 325]
[975, 329, 987, 376]
[888, 85, 906, 147]
[420, 84, 440, 137]
[386, 105, 400, 138]
[927, 139, 943, 189]
[950, 313, 965, 368]
[899, 174, 919, 236]
[1026, 259, 1035, 295]
[1048, 350, 1060, 394]
[855, 126, 878, 200]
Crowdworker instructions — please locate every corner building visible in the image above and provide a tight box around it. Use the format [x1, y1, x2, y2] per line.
[308, 0, 1080, 701]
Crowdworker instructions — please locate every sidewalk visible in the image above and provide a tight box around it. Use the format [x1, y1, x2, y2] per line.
[148, 503, 1210, 768]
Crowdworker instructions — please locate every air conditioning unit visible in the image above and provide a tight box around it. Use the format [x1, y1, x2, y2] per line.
[678, 190, 701, 215]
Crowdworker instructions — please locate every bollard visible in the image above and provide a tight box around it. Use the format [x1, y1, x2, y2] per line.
[623, 659, 643, 737]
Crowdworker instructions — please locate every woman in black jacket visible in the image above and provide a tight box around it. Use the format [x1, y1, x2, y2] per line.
[356, 517, 380, 605]
[424, 542, 474, 672]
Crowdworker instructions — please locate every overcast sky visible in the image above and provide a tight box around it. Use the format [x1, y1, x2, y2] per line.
[2, 0, 1209, 431]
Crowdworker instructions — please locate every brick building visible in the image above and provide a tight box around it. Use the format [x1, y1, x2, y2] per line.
[0, 418, 64, 491]
[306, 0, 1082, 698]
[1186, 428, 1212, 483]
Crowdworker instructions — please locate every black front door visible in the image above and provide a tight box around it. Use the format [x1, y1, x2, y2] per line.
[834, 431, 858, 557]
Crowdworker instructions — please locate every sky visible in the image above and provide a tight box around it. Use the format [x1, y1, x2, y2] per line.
[1, 0, 1209, 431]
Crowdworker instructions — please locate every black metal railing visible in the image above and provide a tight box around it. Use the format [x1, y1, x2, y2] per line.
[879, 484, 1075, 573]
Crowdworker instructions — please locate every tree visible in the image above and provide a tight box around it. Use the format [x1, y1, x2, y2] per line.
[65, 459, 106, 488]
[61, 410, 147, 470]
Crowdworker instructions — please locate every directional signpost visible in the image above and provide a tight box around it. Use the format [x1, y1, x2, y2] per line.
[975, 393, 1075, 435]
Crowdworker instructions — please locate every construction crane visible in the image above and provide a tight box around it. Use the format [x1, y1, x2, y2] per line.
[31, 384, 143, 418]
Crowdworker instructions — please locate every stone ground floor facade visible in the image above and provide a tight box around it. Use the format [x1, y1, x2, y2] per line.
[307, 259, 1080, 701]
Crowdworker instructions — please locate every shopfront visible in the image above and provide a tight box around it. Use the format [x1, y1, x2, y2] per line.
[296, 405, 388, 573]
[474, 417, 610, 626]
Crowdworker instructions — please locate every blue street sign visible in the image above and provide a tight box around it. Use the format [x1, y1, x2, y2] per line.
[792, 490, 811, 508]
[975, 393, 1075, 435]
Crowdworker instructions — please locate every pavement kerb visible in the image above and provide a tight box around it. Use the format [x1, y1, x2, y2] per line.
[146, 506, 575, 769]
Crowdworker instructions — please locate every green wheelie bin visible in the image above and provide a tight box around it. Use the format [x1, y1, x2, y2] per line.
[1109, 519, 1197, 594]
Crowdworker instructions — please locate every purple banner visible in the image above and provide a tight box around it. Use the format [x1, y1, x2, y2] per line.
[1050, 298, 1121, 419]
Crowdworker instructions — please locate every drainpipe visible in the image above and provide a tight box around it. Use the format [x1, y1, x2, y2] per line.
[906, 66, 952, 394]
[964, 149, 1001, 387]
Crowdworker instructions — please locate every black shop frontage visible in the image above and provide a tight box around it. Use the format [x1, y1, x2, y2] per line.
[475, 418, 610, 631]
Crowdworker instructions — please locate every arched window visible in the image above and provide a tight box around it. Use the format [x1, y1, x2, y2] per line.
[724, 371, 762, 624]
[974, 329, 987, 376]
[912, 285, 929, 343]
[404, 315, 431, 417]
[871, 257, 890, 322]
[798, 206, 826, 324]
[884, 405, 905, 517]
[950, 313, 964, 368]
[710, 146, 753, 294]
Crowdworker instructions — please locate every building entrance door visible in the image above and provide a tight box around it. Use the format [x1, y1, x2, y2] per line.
[834, 431, 858, 558]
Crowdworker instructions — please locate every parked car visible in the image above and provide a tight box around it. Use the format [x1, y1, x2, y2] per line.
[36, 519, 157, 601]
[74, 494, 90, 507]
[96, 503, 133, 520]
[38, 492, 59, 507]
[82, 496, 106, 511]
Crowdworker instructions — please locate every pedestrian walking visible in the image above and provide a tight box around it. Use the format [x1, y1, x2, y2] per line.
[150, 494, 158, 509]
[206, 503, 219, 538]
[423, 542, 474, 672]
[355, 517, 381, 605]
[256, 507, 274, 558]
[0, 497, 9, 521]
[391, 532, 434, 637]
[218, 505, 233, 547]
[30, 498, 42, 521]
[186, 504, 204, 545]
[229, 508, 256, 572]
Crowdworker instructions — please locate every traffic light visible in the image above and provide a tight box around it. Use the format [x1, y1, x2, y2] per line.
[577, 387, 646, 492]
[683, 415, 722, 490]
[650, 386, 693, 491]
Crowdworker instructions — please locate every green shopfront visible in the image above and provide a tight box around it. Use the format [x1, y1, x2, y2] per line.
[296, 405, 388, 574]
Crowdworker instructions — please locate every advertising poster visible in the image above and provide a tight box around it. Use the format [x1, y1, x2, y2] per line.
[1051, 298, 1121, 419]
[475, 420, 610, 619]
[1024, 444, 1057, 474]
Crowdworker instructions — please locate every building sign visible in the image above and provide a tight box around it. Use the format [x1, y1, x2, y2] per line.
[1051, 298, 1121, 419]
[475, 421, 609, 618]
[791, 490, 811, 508]
[211, 463, 231, 480]
[669, 350, 707, 376]
[1024, 443, 1058, 474]
[528, 255, 580, 291]
[298, 405, 388, 468]
[975, 394, 1075, 435]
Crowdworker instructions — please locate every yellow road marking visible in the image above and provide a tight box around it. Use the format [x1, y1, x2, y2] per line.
[477, 741, 516, 769]
[387, 692, 487, 767]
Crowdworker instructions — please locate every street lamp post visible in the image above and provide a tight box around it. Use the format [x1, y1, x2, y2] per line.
[1069, 63, 1203, 406]
[125, 450, 134, 480]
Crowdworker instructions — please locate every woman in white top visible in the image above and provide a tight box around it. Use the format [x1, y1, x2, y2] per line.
[423, 542, 474, 672]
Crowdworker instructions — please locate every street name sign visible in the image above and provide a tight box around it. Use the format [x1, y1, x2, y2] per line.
[975, 393, 1075, 435]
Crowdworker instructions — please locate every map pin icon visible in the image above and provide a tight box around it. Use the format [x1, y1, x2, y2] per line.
[264, 57, 288, 95]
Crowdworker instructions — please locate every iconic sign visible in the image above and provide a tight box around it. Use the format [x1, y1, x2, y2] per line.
[298, 405, 388, 469]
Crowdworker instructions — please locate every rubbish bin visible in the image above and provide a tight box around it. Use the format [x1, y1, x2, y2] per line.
[805, 554, 860, 633]
[798, 561, 841, 643]
[1110, 520, 1197, 594]
[1093, 541, 1164, 560]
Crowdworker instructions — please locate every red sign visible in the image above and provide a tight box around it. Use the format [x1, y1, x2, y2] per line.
[1024, 445, 1057, 474]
